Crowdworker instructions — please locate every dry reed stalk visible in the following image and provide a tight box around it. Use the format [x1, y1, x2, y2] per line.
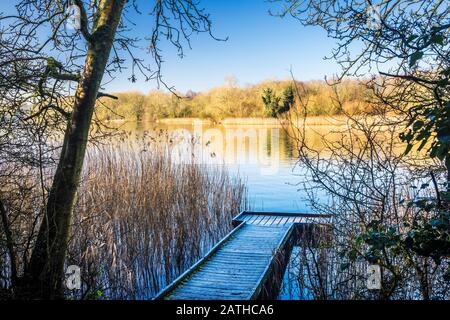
[68, 140, 246, 299]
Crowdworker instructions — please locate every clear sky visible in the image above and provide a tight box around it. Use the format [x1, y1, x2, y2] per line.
[111, 0, 341, 94]
[0, 0, 342, 94]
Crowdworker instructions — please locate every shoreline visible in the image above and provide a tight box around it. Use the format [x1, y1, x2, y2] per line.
[107, 116, 353, 126]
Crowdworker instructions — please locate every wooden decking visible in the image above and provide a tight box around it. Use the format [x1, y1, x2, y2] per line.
[232, 211, 331, 227]
[154, 211, 331, 300]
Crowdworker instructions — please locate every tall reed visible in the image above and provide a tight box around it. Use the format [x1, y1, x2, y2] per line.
[67, 142, 247, 299]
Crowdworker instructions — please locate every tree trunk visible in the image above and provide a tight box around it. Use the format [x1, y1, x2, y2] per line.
[0, 198, 18, 288]
[446, 153, 450, 193]
[24, 0, 126, 299]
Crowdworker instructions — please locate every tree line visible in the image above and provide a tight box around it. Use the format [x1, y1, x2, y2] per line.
[98, 79, 374, 122]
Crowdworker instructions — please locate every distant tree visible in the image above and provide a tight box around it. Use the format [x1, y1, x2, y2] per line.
[185, 90, 197, 100]
[130, 94, 146, 122]
[262, 88, 281, 117]
[224, 75, 239, 88]
[262, 87, 294, 117]
[280, 86, 294, 114]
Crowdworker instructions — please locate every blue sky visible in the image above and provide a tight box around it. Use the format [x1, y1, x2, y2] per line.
[0, 0, 342, 93]
[114, 0, 341, 93]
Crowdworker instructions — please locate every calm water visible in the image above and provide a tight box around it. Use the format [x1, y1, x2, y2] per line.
[116, 120, 334, 213]
[109, 120, 414, 300]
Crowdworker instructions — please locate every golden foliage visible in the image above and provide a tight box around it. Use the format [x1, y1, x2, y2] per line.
[97, 80, 373, 121]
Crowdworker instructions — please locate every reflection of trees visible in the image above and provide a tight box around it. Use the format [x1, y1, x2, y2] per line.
[265, 129, 272, 158]
[280, 127, 295, 159]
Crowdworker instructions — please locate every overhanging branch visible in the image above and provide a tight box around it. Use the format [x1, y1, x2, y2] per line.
[97, 92, 118, 100]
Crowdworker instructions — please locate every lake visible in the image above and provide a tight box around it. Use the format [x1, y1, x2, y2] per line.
[113, 119, 338, 214]
[74, 116, 430, 300]
[105, 118, 412, 299]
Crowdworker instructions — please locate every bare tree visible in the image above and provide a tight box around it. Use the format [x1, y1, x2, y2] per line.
[273, 0, 449, 182]
[271, 0, 450, 299]
[0, 0, 221, 299]
[281, 82, 449, 299]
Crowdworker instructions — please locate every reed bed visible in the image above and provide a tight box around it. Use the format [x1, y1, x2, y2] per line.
[65, 142, 246, 299]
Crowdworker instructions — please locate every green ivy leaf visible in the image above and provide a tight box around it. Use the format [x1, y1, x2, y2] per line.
[413, 120, 424, 131]
[406, 34, 419, 43]
[417, 138, 428, 152]
[441, 67, 450, 77]
[348, 249, 358, 261]
[409, 51, 424, 67]
[430, 219, 443, 227]
[340, 263, 350, 271]
[431, 33, 444, 45]
[355, 235, 363, 247]
[404, 143, 413, 155]
[438, 134, 450, 144]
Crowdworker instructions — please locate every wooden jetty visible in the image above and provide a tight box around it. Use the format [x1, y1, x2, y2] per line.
[154, 211, 332, 300]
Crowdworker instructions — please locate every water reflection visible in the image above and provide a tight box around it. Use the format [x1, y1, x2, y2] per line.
[104, 120, 417, 300]
[114, 121, 318, 212]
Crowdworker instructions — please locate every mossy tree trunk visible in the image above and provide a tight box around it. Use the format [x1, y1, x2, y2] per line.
[24, 0, 126, 299]
[446, 154, 450, 193]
